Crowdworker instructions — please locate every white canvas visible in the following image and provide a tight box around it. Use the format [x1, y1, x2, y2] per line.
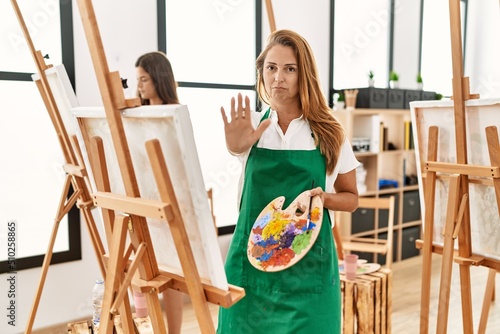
[410, 98, 500, 261]
[73, 105, 229, 290]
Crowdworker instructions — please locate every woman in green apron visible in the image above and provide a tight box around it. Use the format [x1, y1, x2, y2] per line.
[218, 30, 359, 334]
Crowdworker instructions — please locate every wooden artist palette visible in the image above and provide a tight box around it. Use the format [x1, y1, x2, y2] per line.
[247, 191, 323, 272]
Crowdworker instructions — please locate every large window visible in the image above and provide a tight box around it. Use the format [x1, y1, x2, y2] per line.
[1, 0, 63, 73]
[0, 0, 80, 272]
[420, 0, 467, 97]
[333, 0, 390, 90]
[161, 0, 259, 229]
[333, 0, 467, 98]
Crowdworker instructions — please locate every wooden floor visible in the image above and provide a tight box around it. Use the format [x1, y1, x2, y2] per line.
[181, 255, 500, 334]
[38, 255, 500, 333]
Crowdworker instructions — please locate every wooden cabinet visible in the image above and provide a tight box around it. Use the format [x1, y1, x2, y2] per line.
[334, 108, 422, 264]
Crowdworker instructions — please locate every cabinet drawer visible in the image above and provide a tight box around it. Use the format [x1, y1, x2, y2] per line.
[403, 190, 421, 222]
[388, 89, 405, 109]
[404, 89, 422, 109]
[351, 207, 374, 234]
[402, 226, 421, 259]
[421, 91, 437, 100]
[379, 194, 399, 228]
[356, 87, 388, 109]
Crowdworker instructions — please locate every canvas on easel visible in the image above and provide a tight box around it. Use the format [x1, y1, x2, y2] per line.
[73, 104, 229, 290]
[411, 99, 500, 261]
[410, 98, 500, 333]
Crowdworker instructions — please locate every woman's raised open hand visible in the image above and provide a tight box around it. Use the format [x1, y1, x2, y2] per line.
[220, 93, 271, 154]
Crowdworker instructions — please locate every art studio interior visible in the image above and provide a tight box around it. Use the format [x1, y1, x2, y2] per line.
[1, 0, 500, 333]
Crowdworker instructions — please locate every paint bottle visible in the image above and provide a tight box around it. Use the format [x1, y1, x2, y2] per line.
[92, 279, 105, 330]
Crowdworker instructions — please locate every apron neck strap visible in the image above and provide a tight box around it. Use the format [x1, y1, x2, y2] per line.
[260, 107, 271, 123]
[252, 107, 271, 148]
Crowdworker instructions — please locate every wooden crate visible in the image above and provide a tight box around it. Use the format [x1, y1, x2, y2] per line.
[68, 315, 153, 334]
[67, 320, 92, 334]
[340, 268, 392, 334]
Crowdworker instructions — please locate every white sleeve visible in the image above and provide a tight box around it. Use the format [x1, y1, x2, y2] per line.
[326, 138, 360, 228]
[338, 138, 360, 174]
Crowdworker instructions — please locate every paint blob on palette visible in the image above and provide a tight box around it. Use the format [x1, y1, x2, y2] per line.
[247, 191, 323, 272]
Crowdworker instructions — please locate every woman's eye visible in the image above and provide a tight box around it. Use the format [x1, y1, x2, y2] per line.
[287, 67, 296, 72]
[266, 65, 275, 71]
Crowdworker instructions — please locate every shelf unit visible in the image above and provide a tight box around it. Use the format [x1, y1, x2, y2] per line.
[334, 108, 422, 264]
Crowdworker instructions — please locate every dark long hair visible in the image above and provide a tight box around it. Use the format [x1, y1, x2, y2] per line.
[135, 51, 179, 105]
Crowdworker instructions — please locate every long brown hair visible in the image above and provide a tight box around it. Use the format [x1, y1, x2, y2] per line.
[135, 51, 179, 105]
[256, 29, 345, 174]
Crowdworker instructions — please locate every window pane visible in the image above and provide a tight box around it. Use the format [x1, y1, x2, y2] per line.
[0, 80, 69, 260]
[334, 0, 389, 89]
[166, 0, 256, 85]
[393, 0, 421, 89]
[1, 0, 62, 73]
[421, 0, 464, 97]
[178, 87, 257, 227]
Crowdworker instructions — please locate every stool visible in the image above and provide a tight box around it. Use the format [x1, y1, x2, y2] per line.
[340, 268, 392, 334]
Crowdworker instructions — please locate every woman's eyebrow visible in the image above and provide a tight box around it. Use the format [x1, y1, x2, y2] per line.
[265, 61, 297, 66]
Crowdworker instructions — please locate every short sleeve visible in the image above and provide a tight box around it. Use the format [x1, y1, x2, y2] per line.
[338, 138, 360, 174]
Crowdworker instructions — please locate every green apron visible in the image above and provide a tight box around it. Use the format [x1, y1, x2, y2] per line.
[217, 110, 341, 334]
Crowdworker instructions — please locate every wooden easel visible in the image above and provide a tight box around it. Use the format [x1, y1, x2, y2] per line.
[74, 0, 244, 333]
[9, 1, 112, 333]
[265, 0, 277, 32]
[416, 1, 500, 333]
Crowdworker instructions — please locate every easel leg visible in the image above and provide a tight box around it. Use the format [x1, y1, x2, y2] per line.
[478, 269, 497, 334]
[25, 175, 79, 334]
[456, 180, 474, 334]
[436, 174, 461, 334]
[420, 126, 438, 334]
[99, 215, 129, 334]
[478, 126, 500, 333]
[70, 135, 107, 278]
